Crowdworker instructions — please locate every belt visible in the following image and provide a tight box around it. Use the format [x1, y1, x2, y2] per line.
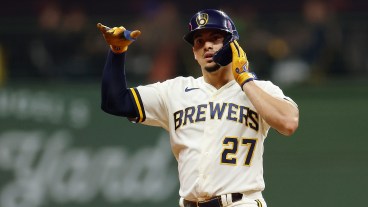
[183, 193, 243, 207]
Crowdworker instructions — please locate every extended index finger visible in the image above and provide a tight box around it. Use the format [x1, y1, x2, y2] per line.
[97, 23, 111, 34]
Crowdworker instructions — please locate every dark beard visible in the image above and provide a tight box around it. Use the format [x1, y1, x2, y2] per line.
[204, 63, 221, 73]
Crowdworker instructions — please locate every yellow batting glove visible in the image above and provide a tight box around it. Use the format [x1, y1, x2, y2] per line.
[230, 40, 256, 87]
[97, 23, 141, 54]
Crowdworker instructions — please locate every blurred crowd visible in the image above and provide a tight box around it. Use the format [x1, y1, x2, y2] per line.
[0, 0, 367, 86]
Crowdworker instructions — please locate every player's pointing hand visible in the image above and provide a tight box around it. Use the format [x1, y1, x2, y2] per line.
[97, 23, 141, 54]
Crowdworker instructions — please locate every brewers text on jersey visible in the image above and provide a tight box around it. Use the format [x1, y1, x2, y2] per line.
[173, 101, 259, 131]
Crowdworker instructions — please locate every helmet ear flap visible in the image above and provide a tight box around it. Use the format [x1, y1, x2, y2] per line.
[213, 35, 235, 66]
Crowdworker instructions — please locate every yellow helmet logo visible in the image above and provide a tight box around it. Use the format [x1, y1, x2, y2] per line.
[196, 13, 208, 26]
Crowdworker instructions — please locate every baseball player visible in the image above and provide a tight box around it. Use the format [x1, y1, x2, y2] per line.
[97, 9, 299, 207]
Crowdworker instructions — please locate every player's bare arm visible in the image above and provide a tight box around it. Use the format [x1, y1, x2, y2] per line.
[243, 81, 299, 136]
[219, 39, 299, 136]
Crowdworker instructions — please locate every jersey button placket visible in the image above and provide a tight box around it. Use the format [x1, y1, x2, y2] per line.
[200, 103, 216, 195]
[197, 97, 212, 195]
[198, 131, 208, 192]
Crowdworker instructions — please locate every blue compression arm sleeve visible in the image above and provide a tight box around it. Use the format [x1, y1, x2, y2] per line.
[101, 50, 138, 117]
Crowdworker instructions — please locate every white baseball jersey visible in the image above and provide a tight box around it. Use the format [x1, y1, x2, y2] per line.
[129, 76, 296, 201]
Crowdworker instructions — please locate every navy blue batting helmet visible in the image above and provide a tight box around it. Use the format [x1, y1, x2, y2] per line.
[184, 9, 239, 45]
